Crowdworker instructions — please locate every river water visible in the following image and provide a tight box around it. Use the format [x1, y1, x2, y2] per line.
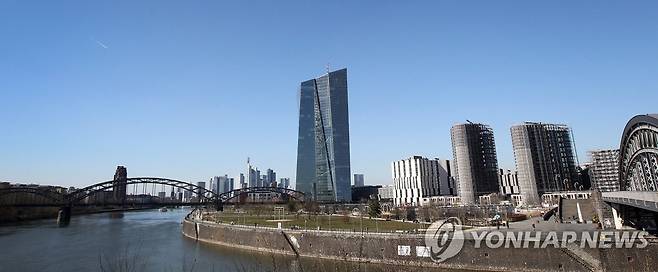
[0, 208, 451, 272]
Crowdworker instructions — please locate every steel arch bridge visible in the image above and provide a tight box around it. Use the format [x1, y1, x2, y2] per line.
[0, 177, 306, 208]
[68, 177, 218, 204]
[619, 114, 658, 191]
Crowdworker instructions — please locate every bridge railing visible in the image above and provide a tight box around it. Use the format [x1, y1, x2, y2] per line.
[602, 191, 658, 212]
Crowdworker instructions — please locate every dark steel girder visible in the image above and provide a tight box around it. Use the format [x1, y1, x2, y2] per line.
[0, 187, 66, 204]
[67, 177, 220, 204]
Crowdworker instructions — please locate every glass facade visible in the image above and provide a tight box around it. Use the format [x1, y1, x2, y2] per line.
[295, 68, 351, 202]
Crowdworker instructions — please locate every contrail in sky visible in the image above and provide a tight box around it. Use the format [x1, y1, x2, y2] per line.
[90, 37, 109, 49]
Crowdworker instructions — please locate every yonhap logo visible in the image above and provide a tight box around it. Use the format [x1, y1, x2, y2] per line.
[424, 217, 464, 263]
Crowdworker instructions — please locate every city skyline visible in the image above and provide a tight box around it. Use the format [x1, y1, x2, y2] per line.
[2, 1, 658, 188]
[3, 2, 658, 271]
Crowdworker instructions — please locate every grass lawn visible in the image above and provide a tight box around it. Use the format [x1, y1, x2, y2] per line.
[203, 212, 425, 233]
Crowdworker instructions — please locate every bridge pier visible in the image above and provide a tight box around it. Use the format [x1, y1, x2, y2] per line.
[57, 206, 71, 227]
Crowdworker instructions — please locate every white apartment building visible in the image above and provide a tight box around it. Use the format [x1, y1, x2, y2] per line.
[378, 185, 395, 201]
[392, 156, 453, 206]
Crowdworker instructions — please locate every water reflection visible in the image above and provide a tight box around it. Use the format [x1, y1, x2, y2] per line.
[0, 208, 455, 272]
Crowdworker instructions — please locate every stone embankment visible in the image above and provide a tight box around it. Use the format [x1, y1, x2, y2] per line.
[182, 216, 657, 272]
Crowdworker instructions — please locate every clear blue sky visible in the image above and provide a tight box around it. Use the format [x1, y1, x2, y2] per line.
[1, 1, 657, 188]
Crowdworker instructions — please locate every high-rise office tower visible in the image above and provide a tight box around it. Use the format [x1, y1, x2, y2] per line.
[588, 149, 620, 192]
[176, 188, 183, 201]
[266, 169, 276, 187]
[112, 166, 127, 201]
[279, 178, 290, 189]
[511, 122, 579, 204]
[196, 182, 206, 199]
[209, 176, 220, 194]
[295, 68, 352, 202]
[238, 173, 246, 189]
[184, 185, 193, 201]
[246, 158, 259, 187]
[260, 175, 267, 187]
[353, 174, 365, 187]
[217, 175, 234, 194]
[451, 122, 500, 204]
[227, 177, 235, 192]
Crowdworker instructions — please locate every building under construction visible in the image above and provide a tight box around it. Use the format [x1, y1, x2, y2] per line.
[588, 149, 620, 192]
[511, 122, 579, 205]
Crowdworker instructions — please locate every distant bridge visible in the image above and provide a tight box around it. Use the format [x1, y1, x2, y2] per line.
[0, 177, 305, 225]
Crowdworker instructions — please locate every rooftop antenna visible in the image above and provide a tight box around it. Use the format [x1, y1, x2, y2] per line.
[466, 119, 473, 124]
[326, 63, 331, 74]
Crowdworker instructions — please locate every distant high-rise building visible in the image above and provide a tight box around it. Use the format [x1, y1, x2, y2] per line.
[279, 178, 290, 189]
[247, 158, 260, 188]
[392, 156, 453, 206]
[177, 188, 183, 201]
[209, 176, 220, 194]
[511, 122, 579, 205]
[498, 169, 520, 196]
[112, 166, 127, 201]
[589, 149, 620, 192]
[227, 177, 235, 192]
[196, 182, 206, 199]
[184, 185, 193, 201]
[451, 122, 500, 204]
[295, 68, 352, 202]
[266, 169, 276, 187]
[238, 173, 246, 188]
[353, 174, 365, 187]
[217, 175, 234, 194]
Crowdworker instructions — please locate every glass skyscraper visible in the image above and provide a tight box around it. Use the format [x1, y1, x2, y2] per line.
[296, 68, 351, 202]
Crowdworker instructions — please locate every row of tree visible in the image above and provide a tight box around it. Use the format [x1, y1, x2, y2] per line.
[285, 197, 421, 222]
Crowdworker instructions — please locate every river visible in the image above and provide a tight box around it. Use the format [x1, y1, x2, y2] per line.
[0, 208, 449, 272]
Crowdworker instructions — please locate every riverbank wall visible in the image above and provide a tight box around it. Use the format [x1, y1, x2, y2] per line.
[182, 218, 657, 272]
